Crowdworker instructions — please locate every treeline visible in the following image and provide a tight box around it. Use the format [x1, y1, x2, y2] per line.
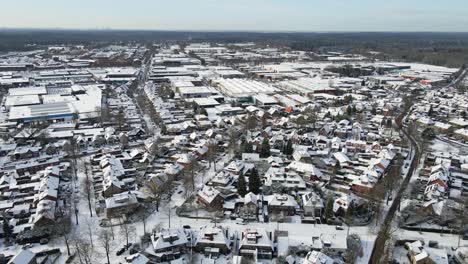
[289, 32, 468, 68]
[1, 30, 468, 67]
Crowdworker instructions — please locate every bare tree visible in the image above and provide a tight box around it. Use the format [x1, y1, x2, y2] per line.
[72, 192, 79, 225]
[94, 106, 103, 127]
[139, 205, 152, 235]
[98, 229, 113, 264]
[120, 133, 129, 147]
[115, 106, 126, 131]
[458, 197, 468, 247]
[54, 216, 72, 256]
[185, 158, 200, 193]
[148, 137, 160, 159]
[161, 205, 176, 229]
[206, 140, 218, 171]
[82, 163, 94, 217]
[244, 113, 257, 132]
[83, 217, 96, 246]
[120, 217, 136, 247]
[366, 181, 385, 227]
[227, 128, 240, 159]
[73, 236, 94, 264]
[37, 129, 51, 147]
[302, 106, 318, 130]
[64, 137, 78, 184]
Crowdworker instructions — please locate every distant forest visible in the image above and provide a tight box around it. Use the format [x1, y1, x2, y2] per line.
[0, 29, 467, 67]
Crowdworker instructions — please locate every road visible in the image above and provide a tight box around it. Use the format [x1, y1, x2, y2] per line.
[369, 66, 467, 263]
[369, 105, 421, 263]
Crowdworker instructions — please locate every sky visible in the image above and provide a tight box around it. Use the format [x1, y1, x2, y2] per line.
[2, 0, 468, 32]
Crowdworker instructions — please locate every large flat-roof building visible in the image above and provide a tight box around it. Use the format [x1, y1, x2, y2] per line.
[279, 78, 337, 97]
[177, 86, 219, 99]
[7, 85, 102, 123]
[212, 78, 277, 102]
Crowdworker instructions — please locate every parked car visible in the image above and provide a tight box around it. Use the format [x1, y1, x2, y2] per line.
[22, 243, 33, 249]
[236, 218, 246, 225]
[116, 247, 126, 256]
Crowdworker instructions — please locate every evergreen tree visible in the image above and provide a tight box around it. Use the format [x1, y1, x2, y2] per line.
[237, 175, 247, 196]
[248, 168, 261, 194]
[324, 196, 334, 222]
[283, 139, 294, 156]
[346, 106, 352, 116]
[2, 217, 13, 244]
[386, 118, 393, 128]
[428, 105, 434, 117]
[160, 123, 167, 135]
[260, 138, 271, 158]
[242, 140, 254, 153]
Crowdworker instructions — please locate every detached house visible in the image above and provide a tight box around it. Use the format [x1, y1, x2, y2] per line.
[197, 186, 224, 210]
[194, 226, 231, 255]
[241, 192, 259, 219]
[267, 194, 298, 216]
[239, 229, 274, 260]
[302, 192, 324, 218]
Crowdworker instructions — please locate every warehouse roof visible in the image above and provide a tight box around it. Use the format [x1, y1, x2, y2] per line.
[9, 86, 47, 96]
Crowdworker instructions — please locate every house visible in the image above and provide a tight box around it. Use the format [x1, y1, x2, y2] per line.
[151, 229, 189, 262]
[303, 250, 333, 264]
[333, 196, 349, 216]
[292, 149, 311, 163]
[406, 240, 448, 264]
[11, 146, 41, 160]
[315, 136, 329, 149]
[242, 192, 259, 218]
[194, 226, 231, 255]
[302, 192, 324, 218]
[209, 171, 234, 187]
[105, 192, 139, 218]
[239, 229, 274, 260]
[333, 152, 350, 167]
[147, 173, 170, 193]
[264, 167, 306, 190]
[331, 137, 342, 150]
[345, 139, 367, 152]
[225, 160, 245, 175]
[128, 127, 146, 140]
[425, 165, 449, 198]
[286, 161, 324, 182]
[267, 194, 298, 216]
[0, 143, 16, 157]
[197, 186, 224, 210]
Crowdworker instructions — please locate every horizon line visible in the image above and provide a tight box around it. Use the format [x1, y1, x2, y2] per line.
[1, 27, 468, 34]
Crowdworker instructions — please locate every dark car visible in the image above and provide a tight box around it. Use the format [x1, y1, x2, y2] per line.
[116, 247, 126, 256]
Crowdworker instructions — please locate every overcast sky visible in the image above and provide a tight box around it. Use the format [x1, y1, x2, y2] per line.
[2, 0, 468, 32]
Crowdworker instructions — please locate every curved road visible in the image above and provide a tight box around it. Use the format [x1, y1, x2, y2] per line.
[369, 105, 420, 263]
[369, 67, 466, 263]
